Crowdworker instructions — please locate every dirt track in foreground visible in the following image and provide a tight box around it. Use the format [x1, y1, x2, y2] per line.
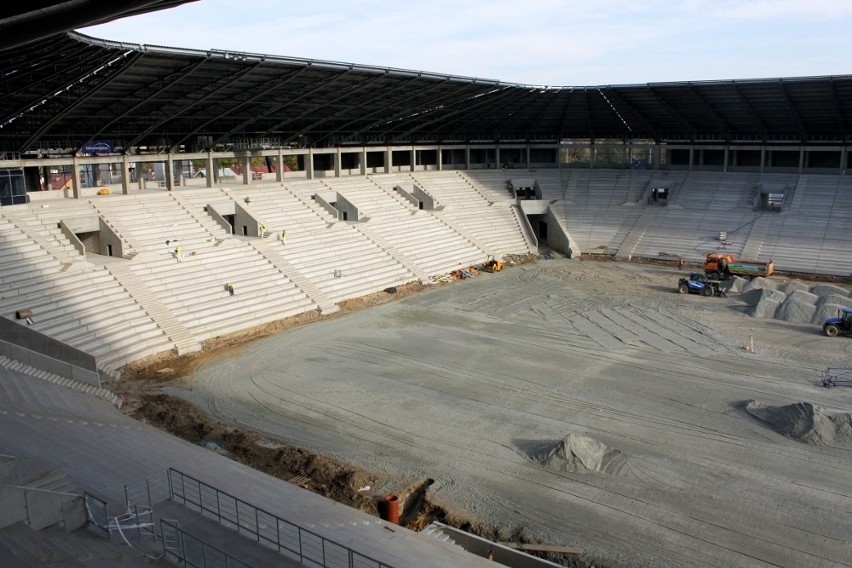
[113, 258, 852, 568]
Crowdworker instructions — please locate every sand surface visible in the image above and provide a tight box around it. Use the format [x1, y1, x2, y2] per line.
[171, 259, 852, 568]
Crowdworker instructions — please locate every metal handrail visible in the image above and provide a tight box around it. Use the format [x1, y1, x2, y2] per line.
[167, 468, 394, 568]
[161, 519, 252, 568]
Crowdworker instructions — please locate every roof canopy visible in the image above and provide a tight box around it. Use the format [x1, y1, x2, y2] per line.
[2, 29, 852, 154]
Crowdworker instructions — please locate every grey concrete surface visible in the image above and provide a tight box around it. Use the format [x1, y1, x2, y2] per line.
[0, 355, 500, 567]
[171, 259, 852, 568]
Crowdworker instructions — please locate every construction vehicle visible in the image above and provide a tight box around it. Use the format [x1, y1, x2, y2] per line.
[482, 256, 503, 273]
[678, 272, 726, 297]
[823, 307, 852, 337]
[704, 253, 774, 280]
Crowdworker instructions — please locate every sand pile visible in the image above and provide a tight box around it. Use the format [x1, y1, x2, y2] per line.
[730, 277, 850, 324]
[744, 400, 852, 448]
[530, 433, 622, 473]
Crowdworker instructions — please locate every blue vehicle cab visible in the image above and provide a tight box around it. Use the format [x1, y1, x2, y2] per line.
[677, 272, 725, 297]
[823, 307, 852, 337]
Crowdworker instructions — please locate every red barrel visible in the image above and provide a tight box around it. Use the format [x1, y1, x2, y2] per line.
[384, 494, 400, 524]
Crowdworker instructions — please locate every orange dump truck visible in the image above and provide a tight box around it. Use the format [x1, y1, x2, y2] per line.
[704, 253, 774, 280]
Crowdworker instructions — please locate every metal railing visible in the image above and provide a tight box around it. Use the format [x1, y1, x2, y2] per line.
[83, 491, 110, 539]
[167, 468, 394, 568]
[161, 519, 252, 568]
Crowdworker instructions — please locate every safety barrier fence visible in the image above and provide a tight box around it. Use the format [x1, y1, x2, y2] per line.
[167, 467, 394, 568]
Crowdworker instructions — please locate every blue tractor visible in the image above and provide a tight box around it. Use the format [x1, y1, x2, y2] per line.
[677, 272, 725, 297]
[823, 307, 852, 337]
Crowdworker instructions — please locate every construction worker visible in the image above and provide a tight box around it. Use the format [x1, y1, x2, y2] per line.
[677, 258, 684, 271]
[174, 246, 182, 263]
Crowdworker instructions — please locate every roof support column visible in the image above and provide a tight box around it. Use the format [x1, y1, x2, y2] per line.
[360, 148, 367, 175]
[409, 148, 415, 172]
[71, 157, 81, 199]
[384, 147, 392, 173]
[759, 146, 766, 173]
[798, 147, 805, 174]
[465, 146, 471, 169]
[205, 153, 214, 188]
[334, 148, 341, 177]
[275, 149, 284, 182]
[526, 145, 531, 168]
[495, 147, 501, 169]
[688, 147, 694, 171]
[242, 156, 251, 185]
[437, 145, 443, 171]
[120, 156, 131, 195]
[723, 145, 729, 172]
[842, 147, 848, 175]
[307, 149, 315, 180]
[165, 155, 174, 190]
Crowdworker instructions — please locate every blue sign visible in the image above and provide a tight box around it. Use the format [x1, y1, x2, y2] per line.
[82, 140, 114, 154]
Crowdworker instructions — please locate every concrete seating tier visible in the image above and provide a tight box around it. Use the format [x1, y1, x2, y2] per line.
[124, 243, 318, 342]
[230, 182, 416, 302]
[405, 172, 532, 257]
[2, 171, 852, 377]
[459, 170, 517, 202]
[322, 177, 487, 275]
[92, 193, 218, 255]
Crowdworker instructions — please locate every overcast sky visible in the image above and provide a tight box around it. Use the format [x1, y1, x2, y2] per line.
[83, 0, 852, 86]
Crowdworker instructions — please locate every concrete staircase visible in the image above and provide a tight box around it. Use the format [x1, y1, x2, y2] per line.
[248, 240, 339, 314]
[615, 208, 657, 260]
[739, 213, 774, 260]
[0, 356, 119, 407]
[354, 223, 432, 283]
[106, 263, 201, 356]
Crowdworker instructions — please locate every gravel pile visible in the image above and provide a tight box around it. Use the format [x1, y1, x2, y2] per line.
[728, 277, 851, 323]
[745, 400, 852, 448]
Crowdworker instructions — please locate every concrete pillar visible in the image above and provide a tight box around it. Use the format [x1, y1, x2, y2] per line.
[307, 149, 315, 180]
[526, 145, 531, 168]
[120, 157, 131, 195]
[842, 147, 848, 175]
[688, 147, 694, 171]
[71, 157, 81, 199]
[242, 156, 251, 185]
[409, 148, 416, 172]
[495, 147, 501, 169]
[437, 146, 443, 171]
[334, 148, 341, 177]
[723, 146, 729, 172]
[360, 148, 367, 175]
[384, 147, 392, 173]
[465, 146, 471, 169]
[165, 155, 174, 190]
[205, 154, 214, 188]
[799, 147, 805, 173]
[759, 146, 766, 173]
[276, 150, 284, 182]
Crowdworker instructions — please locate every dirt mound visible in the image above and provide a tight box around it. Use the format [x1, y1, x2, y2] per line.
[530, 433, 622, 473]
[744, 400, 852, 448]
[129, 393, 381, 511]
